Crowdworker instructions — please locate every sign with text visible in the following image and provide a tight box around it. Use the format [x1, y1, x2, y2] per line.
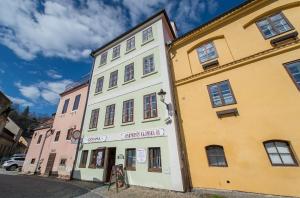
[136, 149, 146, 163]
[82, 135, 107, 144]
[121, 128, 165, 140]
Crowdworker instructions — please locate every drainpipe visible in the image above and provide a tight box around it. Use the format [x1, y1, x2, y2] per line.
[71, 58, 95, 180]
[166, 42, 192, 192]
[34, 127, 53, 175]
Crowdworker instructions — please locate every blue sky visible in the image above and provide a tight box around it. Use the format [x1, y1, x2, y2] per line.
[0, 0, 245, 116]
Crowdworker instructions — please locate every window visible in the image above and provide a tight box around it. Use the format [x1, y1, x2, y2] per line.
[59, 158, 67, 166]
[142, 27, 153, 43]
[197, 42, 218, 63]
[37, 135, 42, 144]
[264, 140, 298, 166]
[126, 149, 136, 170]
[79, 150, 88, 168]
[109, 70, 118, 88]
[100, 51, 108, 65]
[95, 77, 104, 93]
[72, 94, 81, 111]
[104, 104, 115, 126]
[208, 80, 236, 108]
[257, 12, 293, 39]
[122, 99, 134, 123]
[124, 63, 134, 82]
[143, 55, 155, 75]
[205, 145, 228, 167]
[143, 93, 157, 119]
[112, 45, 120, 59]
[89, 149, 105, 168]
[89, 109, 99, 129]
[54, 131, 60, 142]
[31, 159, 35, 164]
[284, 60, 300, 90]
[62, 99, 69, 114]
[126, 37, 135, 51]
[148, 147, 161, 172]
[66, 129, 72, 140]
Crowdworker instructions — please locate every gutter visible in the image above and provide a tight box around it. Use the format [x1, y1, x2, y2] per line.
[71, 58, 95, 179]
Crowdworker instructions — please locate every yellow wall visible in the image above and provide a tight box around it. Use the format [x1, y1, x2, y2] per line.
[170, 0, 300, 197]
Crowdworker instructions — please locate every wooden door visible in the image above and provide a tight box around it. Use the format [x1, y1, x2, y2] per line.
[44, 153, 56, 176]
[104, 148, 116, 182]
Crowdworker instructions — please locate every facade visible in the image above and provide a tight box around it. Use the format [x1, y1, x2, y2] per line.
[170, 0, 300, 197]
[23, 79, 88, 179]
[73, 11, 184, 191]
[0, 117, 23, 158]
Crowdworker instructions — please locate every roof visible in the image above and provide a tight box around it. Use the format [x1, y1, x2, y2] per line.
[60, 75, 89, 96]
[172, 0, 256, 45]
[0, 91, 11, 105]
[34, 118, 54, 130]
[90, 9, 175, 57]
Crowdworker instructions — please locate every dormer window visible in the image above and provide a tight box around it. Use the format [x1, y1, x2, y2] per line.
[197, 42, 218, 63]
[100, 51, 107, 65]
[112, 45, 120, 59]
[256, 12, 293, 39]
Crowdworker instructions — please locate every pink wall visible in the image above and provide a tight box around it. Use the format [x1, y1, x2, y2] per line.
[23, 83, 88, 179]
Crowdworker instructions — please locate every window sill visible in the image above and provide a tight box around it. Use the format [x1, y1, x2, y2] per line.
[202, 59, 219, 70]
[148, 168, 162, 173]
[125, 167, 136, 171]
[141, 38, 154, 46]
[125, 48, 136, 54]
[216, 108, 239, 118]
[121, 122, 135, 126]
[270, 31, 298, 46]
[111, 56, 120, 61]
[94, 91, 103, 96]
[141, 71, 158, 78]
[99, 63, 106, 67]
[123, 79, 136, 85]
[88, 128, 97, 132]
[103, 125, 115, 129]
[142, 117, 160, 123]
[107, 86, 118, 91]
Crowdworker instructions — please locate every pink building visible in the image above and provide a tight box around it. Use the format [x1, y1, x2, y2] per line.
[23, 79, 89, 179]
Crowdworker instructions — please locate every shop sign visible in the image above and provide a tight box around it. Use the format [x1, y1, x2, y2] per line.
[121, 128, 165, 140]
[136, 148, 146, 163]
[82, 135, 107, 144]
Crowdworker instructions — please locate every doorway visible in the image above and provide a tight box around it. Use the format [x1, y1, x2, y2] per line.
[104, 147, 116, 182]
[44, 153, 56, 176]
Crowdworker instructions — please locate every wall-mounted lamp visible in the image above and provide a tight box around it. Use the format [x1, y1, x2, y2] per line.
[157, 89, 173, 120]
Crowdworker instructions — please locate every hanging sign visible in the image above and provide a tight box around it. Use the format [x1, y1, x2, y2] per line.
[136, 148, 146, 163]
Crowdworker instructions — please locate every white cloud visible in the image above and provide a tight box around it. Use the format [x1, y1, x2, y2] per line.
[8, 96, 34, 107]
[0, 68, 5, 74]
[46, 69, 62, 79]
[0, 0, 126, 60]
[0, 0, 219, 61]
[15, 82, 41, 101]
[15, 79, 73, 105]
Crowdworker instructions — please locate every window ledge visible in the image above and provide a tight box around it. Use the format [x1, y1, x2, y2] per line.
[270, 31, 298, 46]
[88, 128, 97, 132]
[103, 125, 115, 129]
[99, 63, 106, 67]
[202, 59, 219, 70]
[141, 38, 154, 46]
[142, 117, 161, 123]
[107, 86, 118, 91]
[111, 56, 120, 61]
[125, 167, 136, 171]
[123, 79, 136, 85]
[94, 91, 103, 96]
[216, 108, 239, 118]
[148, 168, 162, 173]
[125, 48, 136, 54]
[141, 71, 158, 78]
[121, 122, 135, 126]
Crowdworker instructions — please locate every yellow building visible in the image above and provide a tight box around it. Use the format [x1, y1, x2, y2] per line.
[170, 0, 300, 197]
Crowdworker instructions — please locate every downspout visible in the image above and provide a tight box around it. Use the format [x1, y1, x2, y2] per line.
[34, 127, 53, 175]
[166, 42, 192, 192]
[71, 57, 95, 180]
